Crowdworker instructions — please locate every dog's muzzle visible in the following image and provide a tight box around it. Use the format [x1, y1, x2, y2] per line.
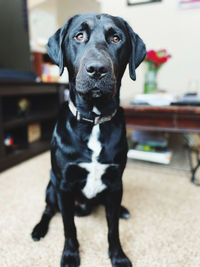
[76, 49, 116, 99]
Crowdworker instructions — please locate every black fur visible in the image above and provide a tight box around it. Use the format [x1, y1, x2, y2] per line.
[31, 13, 146, 267]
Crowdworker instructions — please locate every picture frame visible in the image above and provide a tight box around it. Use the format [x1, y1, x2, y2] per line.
[127, 0, 162, 6]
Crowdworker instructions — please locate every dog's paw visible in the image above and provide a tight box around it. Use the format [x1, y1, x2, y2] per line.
[61, 249, 80, 267]
[119, 206, 131, 220]
[109, 250, 132, 267]
[31, 222, 48, 241]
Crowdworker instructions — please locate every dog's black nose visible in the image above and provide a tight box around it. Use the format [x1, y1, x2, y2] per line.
[86, 62, 108, 79]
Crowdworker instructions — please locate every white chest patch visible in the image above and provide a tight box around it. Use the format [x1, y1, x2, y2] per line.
[79, 125, 108, 199]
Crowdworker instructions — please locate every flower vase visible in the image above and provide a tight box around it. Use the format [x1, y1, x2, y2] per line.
[144, 65, 158, 94]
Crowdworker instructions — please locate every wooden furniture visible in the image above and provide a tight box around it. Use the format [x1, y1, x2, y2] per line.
[124, 105, 200, 133]
[124, 105, 200, 184]
[0, 82, 67, 172]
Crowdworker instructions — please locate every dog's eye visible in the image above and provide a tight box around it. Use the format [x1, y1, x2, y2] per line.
[75, 32, 85, 42]
[111, 35, 121, 43]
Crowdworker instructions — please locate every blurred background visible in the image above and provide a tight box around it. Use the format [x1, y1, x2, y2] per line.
[1, 1, 200, 267]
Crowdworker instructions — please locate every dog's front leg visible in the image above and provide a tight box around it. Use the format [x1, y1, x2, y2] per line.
[58, 190, 80, 267]
[105, 187, 132, 267]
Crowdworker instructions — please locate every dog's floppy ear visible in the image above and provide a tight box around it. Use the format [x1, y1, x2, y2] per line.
[124, 21, 146, 81]
[46, 17, 75, 76]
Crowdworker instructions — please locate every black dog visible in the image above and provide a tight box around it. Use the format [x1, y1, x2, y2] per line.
[31, 13, 146, 267]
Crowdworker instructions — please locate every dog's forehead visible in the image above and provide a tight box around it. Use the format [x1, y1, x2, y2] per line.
[70, 14, 125, 32]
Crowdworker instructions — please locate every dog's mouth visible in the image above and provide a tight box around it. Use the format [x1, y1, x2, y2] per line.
[90, 88, 102, 98]
[77, 87, 112, 101]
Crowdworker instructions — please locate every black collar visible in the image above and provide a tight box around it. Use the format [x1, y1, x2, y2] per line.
[68, 99, 117, 125]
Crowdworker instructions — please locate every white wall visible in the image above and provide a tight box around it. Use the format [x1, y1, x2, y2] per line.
[29, 0, 58, 43]
[28, 0, 100, 42]
[98, 0, 200, 103]
[57, 0, 101, 26]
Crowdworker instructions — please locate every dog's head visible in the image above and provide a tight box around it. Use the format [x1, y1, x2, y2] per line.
[47, 13, 146, 107]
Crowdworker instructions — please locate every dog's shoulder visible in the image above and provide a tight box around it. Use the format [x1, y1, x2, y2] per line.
[102, 106, 126, 133]
[51, 101, 72, 148]
[56, 101, 71, 126]
[114, 106, 126, 122]
[51, 101, 92, 151]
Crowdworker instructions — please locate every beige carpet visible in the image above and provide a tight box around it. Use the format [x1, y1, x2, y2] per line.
[1, 152, 200, 267]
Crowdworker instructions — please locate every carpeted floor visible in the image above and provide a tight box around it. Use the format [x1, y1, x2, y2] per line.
[0, 151, 200, 267]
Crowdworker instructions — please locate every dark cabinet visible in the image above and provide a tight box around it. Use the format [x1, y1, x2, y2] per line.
[0, 82, 67, 172]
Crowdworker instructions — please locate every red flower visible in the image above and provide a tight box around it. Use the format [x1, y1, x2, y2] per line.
[145, 49, 171, 68]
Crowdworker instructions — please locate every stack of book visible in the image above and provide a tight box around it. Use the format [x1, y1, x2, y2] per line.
[127, 131, 172, 165]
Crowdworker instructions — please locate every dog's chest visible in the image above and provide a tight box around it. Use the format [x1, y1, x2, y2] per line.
[79, 125, 108, 199]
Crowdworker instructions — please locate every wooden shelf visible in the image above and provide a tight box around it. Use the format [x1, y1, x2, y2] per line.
[0, 82, 67, 172]
[0, 140, 50, 172]
[4, 110, 57, 130]
[0, 82, 60, 96]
